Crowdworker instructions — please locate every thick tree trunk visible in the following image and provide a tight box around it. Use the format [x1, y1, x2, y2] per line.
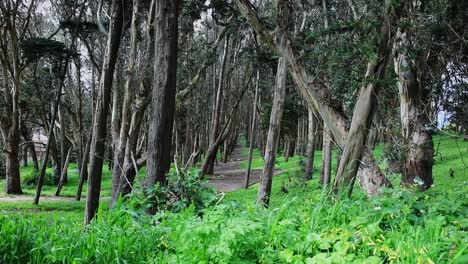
[1, 42, 22, 194]
[304, 108, 316, 181]
[145, 0, 179, 188]
[333, 3, 398, 196]
[244, 70, 260, 188]
[257, 57, 287, 206]
[394, 30, 434, 190]
[4, 137, 22, 194]
[85, 0, 125, 224]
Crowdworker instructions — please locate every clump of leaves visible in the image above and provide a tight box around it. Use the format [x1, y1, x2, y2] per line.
[22, 171, 54, 186]
[127, 168, 219, 215]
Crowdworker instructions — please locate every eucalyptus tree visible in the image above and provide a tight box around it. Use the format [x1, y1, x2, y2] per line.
[0, 0, 37, 194]
[85, 0, 125, 224]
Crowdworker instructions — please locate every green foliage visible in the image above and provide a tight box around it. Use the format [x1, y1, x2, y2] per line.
[0, 136, 466, 263]
[22, 171, 54, 187]
[127, 168, 218, 214]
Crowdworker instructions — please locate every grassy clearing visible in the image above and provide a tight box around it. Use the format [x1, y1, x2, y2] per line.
[0, 134, 466, 263]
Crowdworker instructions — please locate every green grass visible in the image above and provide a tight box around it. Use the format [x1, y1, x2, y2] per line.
[0, 133, 466, 263]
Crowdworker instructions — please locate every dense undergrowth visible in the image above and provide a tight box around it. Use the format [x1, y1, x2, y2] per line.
[0, 135, 467, 263]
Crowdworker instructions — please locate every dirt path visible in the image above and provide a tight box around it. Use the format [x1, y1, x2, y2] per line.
[0, 145, 280, 202]
[206, 145, 283, 192]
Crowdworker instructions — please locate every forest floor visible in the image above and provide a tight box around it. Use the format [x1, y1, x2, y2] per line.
[206, 144, 283, 192]
[0, 144, 280, 203]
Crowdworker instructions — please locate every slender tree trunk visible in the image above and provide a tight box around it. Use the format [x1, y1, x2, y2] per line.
[85, 0, 125, 224]
[257, 57, 287, 206]
[76, 130, 92, 201]
[320, 125, 332, 185]
[22, 145, 28, 167]
[29, 142, 39, 171]
[205, 36, 230, 174]
[145, 0, 180, 188]
[34, 76, 66, 204]
[59, 106, 67, 183]
[304, 107, 316, 181]
[244, 70, 260, 188]
[55, 148, 72, 196]
[110, 0, 140, 208]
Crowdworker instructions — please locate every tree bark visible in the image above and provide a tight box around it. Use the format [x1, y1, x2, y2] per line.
[304, 107, 316, 181]
[205, 36, 230, 175]
[394, 30, 434, 190]
[110, 0, 140, 208]
[244, 70, 260, 188]
[257, 57, 287, 206]
[235, 0, 393, 196]
[145, 0, 180, 188]
[85, 0, 125, 224]
[320, 125, 332, 185]
[55, 147, 72, 196]
[332, 1, 398, 196]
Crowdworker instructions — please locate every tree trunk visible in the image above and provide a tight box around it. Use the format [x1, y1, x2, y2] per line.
[257, 57, 287, 206]
[320, 125, 332, 185]
[34, 76, 67, 204]
[22, 145, 28, 167]
[205, 36, 230, 175]
[59, 106, 67, 184]
[244, 70, 260, 188]
[4, 137, 22, 194]
[29, 142, 39, 171]
[394, 30, 434, 190]
[304, 107, 316, 181]
[85, 0, 125, 224]
[76, 130, 92, 201]
[110, 0, 140, 208]
[235, 0, 393, 197]
[145, 0, 179, 188]
[332, 2, 398, 196]
[1, 38, 22, 194]
[55, 148, 72, 196]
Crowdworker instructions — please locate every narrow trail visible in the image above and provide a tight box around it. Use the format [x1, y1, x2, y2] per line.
[206, 144, 283, 192]
[0, 145, 282, 202]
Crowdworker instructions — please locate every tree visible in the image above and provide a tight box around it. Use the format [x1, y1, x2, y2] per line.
[85, 0, 125, 224]
[145, 0, 180, 188]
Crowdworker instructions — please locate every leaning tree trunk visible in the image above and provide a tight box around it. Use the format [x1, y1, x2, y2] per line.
[394, 30, 434, 190]
[29, 142, 39, 171]
[235, 0, 393, 197]
[85, 0, 124, 224]
[332, 1, 399, 196]
[145, 0, 180, 188]
[257, 57, 287, 206]
[304, 107, 316, 181]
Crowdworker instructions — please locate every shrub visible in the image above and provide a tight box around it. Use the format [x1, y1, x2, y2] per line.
[22, 171, 54, 186]
[126, 168, 219, 215]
